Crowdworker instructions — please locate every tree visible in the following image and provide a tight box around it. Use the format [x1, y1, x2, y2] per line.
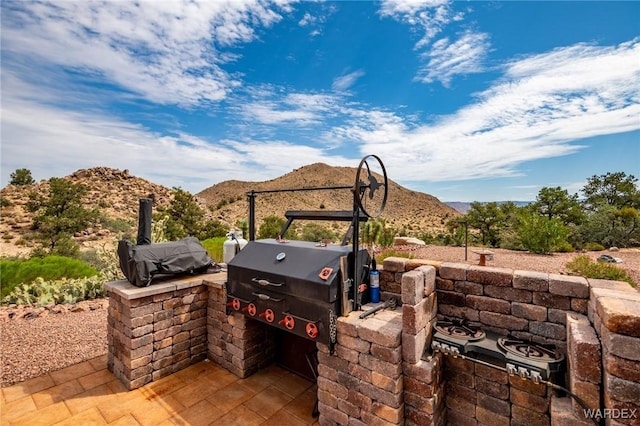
[576, 204, 640, 248]
[465, 202, 507, 246]
[582, 172, 640, 210]
[578, 172, 640, 247]
[10, 168, 35, 186]
[26, 178, 98, 252]
[257, 215, 290, 240]
[532, 187, 584, 225]
[516, 210, 569, 254]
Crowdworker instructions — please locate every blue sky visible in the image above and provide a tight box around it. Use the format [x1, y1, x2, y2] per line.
[1, 0, 639, 202]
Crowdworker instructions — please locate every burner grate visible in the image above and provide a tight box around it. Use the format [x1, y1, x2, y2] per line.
[433, 318, 485, 341]
[497, 337, 562, 362]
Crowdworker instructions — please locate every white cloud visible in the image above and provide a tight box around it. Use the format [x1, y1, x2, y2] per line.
[332, 70, 365, 92]
[379, 0, 487, 86]
[240, 91, 341, 125]
[417, 31, 490, 86]
[0, 0, 294, 107]
[329, 39, 640, 183]
[379, 0, 454, 48]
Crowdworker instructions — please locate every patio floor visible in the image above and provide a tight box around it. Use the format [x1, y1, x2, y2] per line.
[1, 355, 319, 426]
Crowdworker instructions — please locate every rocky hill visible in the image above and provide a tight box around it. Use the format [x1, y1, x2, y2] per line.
[0, 168, 175, 256]
[198, 162, 460, 235]
[0, 164, 459, 256]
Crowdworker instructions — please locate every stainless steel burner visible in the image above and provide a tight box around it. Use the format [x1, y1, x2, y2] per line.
[433, 319, 486, 341]
[497, 337, 563, 362]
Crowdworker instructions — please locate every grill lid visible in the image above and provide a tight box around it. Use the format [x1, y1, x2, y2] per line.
[228, 239, 354, 285]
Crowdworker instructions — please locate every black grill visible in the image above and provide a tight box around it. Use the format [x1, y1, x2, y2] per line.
[226, 239, 370, 345]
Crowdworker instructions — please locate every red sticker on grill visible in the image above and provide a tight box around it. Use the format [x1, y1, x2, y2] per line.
[319, 267, 333, 280]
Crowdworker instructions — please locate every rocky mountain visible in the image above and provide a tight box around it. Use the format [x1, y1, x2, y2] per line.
[198, 162, 460, 235]
[0, 164, 459, 256]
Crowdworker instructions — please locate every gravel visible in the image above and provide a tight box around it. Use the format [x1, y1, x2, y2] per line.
[1, 246, 637, 388]
[1, 307, 107, 387]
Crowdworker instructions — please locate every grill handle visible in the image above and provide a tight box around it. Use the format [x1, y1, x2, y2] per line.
[252, 278, 284, 287]
[252, 292, 283, 303]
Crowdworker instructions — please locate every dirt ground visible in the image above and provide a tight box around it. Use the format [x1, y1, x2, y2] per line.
[390, 245, 640, 288]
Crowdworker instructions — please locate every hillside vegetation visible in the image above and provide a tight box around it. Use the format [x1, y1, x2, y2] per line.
[1, 164, 459, 256]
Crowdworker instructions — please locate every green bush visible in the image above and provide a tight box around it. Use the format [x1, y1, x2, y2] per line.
[2, 275, 107, 306]
[554, 241, 575, 253]
[565, 255, 635, 287]
[517, 212, 569, 254]
[584, 242, 606, 251]
[0, 256, 98, 298]
[200, 237, 227, 263]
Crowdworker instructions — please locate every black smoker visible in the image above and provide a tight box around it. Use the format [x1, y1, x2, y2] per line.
[225, 155, 387, 349]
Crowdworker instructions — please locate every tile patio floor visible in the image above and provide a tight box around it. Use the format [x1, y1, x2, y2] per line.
[1, 355, 319, 426]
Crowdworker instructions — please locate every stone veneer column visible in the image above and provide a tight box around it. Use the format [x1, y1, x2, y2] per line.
[205, 283, 275, 378]
[400, 265, 444, 426]
[105, 275, 212, 390]
[317, 308, 404, 425]
[588, 280, 640, 426]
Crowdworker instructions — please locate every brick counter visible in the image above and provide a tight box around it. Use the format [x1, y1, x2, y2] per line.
[105, 273, 225, 390]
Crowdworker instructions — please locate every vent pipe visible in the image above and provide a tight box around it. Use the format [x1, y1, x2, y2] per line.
[137, 198, 153, 245]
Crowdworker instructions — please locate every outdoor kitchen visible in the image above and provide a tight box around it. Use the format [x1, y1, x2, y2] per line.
[104, 156, 639, 426]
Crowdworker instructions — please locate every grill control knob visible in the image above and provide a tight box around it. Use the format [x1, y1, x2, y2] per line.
[306, 322, 318, 339]
[243, 303, 257, 316]
[259, 309, 275, 323]
[226, 299, 241, 311]
[279, 315, 295, 330]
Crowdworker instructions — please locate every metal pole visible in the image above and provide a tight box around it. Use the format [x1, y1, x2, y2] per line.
[352, 188, 360, 310]
[248, 190, 256, 241]
[464, 221, 468, 261]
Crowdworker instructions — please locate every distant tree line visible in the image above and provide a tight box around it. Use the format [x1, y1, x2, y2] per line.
[452, 172, 640, 254]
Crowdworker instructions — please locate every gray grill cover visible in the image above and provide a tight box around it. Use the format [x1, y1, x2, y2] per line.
[118, 237, 212, 287]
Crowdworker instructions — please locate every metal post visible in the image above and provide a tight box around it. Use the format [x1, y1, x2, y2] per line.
[248, 191, 256, 241]
[464, 221, 468, 261]
[352, 189, 361, 310]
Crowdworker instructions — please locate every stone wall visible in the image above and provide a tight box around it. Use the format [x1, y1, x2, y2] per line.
[206, 284, 276, 378]
[379, 257, 640, 426]
[106, 277, 209, 390]
[317, 308, 404, 425]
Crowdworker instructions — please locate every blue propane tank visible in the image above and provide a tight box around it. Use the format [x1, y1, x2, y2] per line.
[369, 269, 380, 303]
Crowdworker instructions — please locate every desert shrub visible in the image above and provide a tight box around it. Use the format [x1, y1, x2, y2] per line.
[200, 237, 226, 263]
[554, 241, 575, 253]
[100, 217, 132, 234]
[584, 242, 606, 251]
[0, 196, 11, 207]
[565, 255, 635, 287]
[2, 275, 107, 306]
[2, 233, 13, 241]
[0, 256, 98, 298]
[517, 211, 569, 254]
[299, 223, 337, 242]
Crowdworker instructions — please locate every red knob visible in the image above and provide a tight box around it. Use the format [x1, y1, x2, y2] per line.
[226, 299, 241, 311]
[243, 303, 257, 316]
[259, 309, 275, 323]
[306, 322, 318, 339]
[279, 315, 295, 330]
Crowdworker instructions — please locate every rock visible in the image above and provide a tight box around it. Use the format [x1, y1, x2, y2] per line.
[394, 237, 426, 246]
[609, 246, 620, 252]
